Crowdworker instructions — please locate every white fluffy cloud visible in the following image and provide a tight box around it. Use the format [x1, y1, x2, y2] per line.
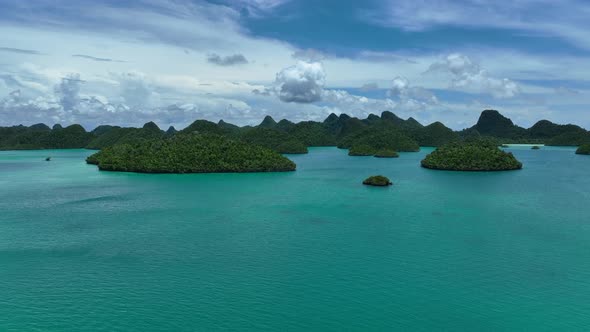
[428, 53, 521, 98]
[274, 61, 326, 103]
[388, 77, 438, 104]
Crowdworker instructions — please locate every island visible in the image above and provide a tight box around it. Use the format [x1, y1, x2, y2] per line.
[531, 146, 541, 150]
[3, 110, 590, 154]
[576, 144, 590, 155]
[348, 144, 376, 156]
[362, 175, 393, 186]
[86, 133, 296, 173]
[421, 140, 523, 171]
[374, 149, 399, 158]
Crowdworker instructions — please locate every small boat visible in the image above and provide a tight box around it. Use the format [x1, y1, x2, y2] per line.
[45, 157, 51, 161]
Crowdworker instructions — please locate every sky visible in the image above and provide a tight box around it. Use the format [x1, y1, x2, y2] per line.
[1, 0, 589, 130]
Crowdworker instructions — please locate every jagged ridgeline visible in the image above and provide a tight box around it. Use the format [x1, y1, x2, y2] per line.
[2, 110, 589, 154]
[86, 133, 296, 173]
[0, 123, 94, 150]
[459, 110, 590, 145]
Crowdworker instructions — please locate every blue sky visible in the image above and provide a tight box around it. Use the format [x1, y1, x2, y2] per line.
[0, 0, 589, 130]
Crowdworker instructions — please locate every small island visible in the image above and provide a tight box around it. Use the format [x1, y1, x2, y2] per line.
[374, 149, 399, 158]
[348, 144, 376, 156]
[531, 146, 541, 150]
[86, 133, 296, 173]
[421, 140, 523, 171]
[362, 175, 393, 186]
[576, 144, 590, 155]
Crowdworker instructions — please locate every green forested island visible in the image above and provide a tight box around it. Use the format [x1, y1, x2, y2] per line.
[362, 175, 393, 186]
[86, 134, 296, 173]
[576, 144, 590, 155]
[421, 139, 523, 171]
[2, 110, 589, 154]
[374, 149, 399, 158]
[1, 109, 588, 173]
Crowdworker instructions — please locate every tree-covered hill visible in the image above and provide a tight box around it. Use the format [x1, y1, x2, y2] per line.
[239, 127, 308, 154]
[1, 109, 588, 152]
[470, 109, 529, 140]
[339, 124, 420, 153]
[421, 139, 523, 171]
[575, 144, 590, 155]
[86, 133, 296, 173]
[0, 123, 94, 150]
[86, 122, 164, 149]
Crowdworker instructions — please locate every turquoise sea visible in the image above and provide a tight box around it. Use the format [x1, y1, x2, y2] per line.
[1, 147, 590, 331]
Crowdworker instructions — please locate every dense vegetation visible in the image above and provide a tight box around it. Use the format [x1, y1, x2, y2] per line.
[0, 124, 94, 150]
[86, 134, 296, 173]
[460, 110, 590, 145]
[338, 125, 420, 153]
[1, 109, 588, 155]
[374, 149, 399, 158]
[86, 122, 164, 149]
[362, 175, 392, 186]
[576, 144, 590, 155]
[421, 139, 523, 171]
[239, 127, 307, 154]
[348, 144, 376, 156]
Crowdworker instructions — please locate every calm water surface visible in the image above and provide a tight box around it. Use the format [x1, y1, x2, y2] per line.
[1, 147, 590, 331]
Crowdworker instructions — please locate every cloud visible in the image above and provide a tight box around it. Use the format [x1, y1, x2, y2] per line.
[292, 48, 326, 62]
[356, 51, 417, 64]
[55, 74, 84, 111]
[226, 0, 291, 17]
[364, 0, 590, 50]
[428, 53, 521, 98]
[274, 61, 326, 103]
[0, 47, 43, 55]
[387, 77, 439, 104]
[360, 82, 380, 91]
[72, 54, 124, 62]
[207, 53, 249, 66]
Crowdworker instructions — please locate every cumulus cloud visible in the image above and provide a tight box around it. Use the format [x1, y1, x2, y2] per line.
[55, 74, 84, 110]
[207, 53, 249, 66]
[428, 53, 521, 98]
[274, 61, 326, 103]
[387, 76, 439, 104]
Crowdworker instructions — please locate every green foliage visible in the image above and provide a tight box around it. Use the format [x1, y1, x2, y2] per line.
[181, 119, 229, 135]
[408, 121, 459, 147]
[472, 109, 528, 140]
[362, 175, 392, 186]
[240, 127, 307, 154]
[258, 115, 278, 129]
[421, 139, 523, 171]
[288, 121, 336, 146]
[576, 144, 590, 155]
[348, 144, 376, 156]
[374, 149, 399, 158]
[339, 125, 420, 152]
[86, 124, 164, 149]
[546, 131, 590, 146]
[86, 133, 296, 173]
[0, 123, 93, 150]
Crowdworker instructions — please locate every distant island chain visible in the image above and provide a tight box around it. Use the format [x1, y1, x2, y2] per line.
[1, 110, 589, 174]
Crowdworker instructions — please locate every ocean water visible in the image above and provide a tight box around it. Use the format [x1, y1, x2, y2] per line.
[1, 147, 590, 331]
